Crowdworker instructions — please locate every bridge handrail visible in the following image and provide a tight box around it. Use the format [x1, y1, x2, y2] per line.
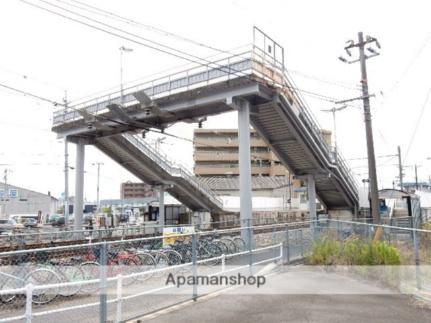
[124, 134, 223, 208]
[281, 70, 359, 196]
[53, 47, 256, 124]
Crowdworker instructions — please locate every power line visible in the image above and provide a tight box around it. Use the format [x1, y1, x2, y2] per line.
[61, 0, 231, 55]
[347, 154, 398, 161]
[0, 82, 64, 106]
[17, 0, 352, 166]
[32, 0, 249, 80]
[403, 87, 431, 164]
[0, 65, 66, 92]
[20, 0, 341, 105]
[69, 43, 250, 103]
[388, 33, 431, 94]
[289, 69, 360, 91]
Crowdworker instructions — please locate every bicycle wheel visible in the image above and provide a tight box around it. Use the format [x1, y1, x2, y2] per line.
[136, 252, 156, 282]
[214, 240, 229, 255]
[152, 252, 169, 278]
[163, 250, 182, 266]
[220, 238, 237, 254]
[25, 268, 61, 305]
[200, 243, 222, 266]
[233, 237, 247, 252]
[0, 273, 20, 303]
[79, 261, 100, 294]
[57, 264, 84, 297]
[114, 257, 140, 286]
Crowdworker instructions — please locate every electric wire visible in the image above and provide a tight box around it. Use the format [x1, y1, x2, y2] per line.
[61, 0, 231, 55]
[0, 82, 64, 106]
[403, 87, 431, 164]
[15, 1, 358, 172]
[20, 0, 341, 105]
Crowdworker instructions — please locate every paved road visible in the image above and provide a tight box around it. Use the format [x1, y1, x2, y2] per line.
[140, 267, 431, 323]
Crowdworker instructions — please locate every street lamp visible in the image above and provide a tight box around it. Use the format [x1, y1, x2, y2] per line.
[119, 46, 134, 105]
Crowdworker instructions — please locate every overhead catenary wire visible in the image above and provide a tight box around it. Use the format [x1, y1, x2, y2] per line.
[403, 87, 431, 164]
[0, 82, 64, 106]
[60, 0, 232, 55]
[29, 0, 252, 79]
[15, 1, 359, 172]
[387, 33, 431, 94]
[20, 0, 342, 105]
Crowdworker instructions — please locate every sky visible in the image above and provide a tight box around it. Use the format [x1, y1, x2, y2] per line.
[0, 0, 431, 202]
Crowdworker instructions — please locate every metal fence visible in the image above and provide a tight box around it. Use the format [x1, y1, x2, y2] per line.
[2, 218, 431, 322]
[0, 218, 308, 249]
[0, 221, 313, 322]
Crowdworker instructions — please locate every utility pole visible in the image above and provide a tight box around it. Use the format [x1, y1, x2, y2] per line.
[397, 146, 403, 191]
[92, 162, 104, 210]
[339, 32, 381, 224]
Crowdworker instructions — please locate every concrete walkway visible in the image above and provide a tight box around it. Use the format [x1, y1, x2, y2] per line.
[138, 267, 431, 323]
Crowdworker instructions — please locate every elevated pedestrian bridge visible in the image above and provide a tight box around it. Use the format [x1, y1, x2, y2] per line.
[52, 32, 358, 212]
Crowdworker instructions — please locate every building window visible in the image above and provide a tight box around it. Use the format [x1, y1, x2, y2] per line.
[0, 190, 4, 198]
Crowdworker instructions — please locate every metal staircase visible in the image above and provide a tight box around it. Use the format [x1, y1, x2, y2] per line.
[95, 133, 223, 212]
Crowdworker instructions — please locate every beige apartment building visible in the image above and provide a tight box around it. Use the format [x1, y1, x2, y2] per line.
[120, 182, 157, 199]
[193, 129, 289, 177]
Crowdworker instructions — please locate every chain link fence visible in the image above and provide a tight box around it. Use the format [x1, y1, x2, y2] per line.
[2, 218, 430, 322]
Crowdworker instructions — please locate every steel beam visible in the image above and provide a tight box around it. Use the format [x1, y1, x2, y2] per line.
[308, 174, 317, 233]
[237, 99, 253, 246]
[74, 138, 85, 231]
[159, 185, 165, 232]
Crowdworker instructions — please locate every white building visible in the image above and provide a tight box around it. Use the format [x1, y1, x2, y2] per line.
[0, 183, 58, 221]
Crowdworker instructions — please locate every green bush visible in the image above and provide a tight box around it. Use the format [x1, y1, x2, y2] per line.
[307, 236, 342, 265]
[307, 235, 401, 266]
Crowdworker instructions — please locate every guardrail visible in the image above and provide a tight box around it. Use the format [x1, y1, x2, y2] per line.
[0, 221, 309, 322]
[281, 69, 359, 198]
[0, 218, 306, 248]
[53, 46, 256, 125]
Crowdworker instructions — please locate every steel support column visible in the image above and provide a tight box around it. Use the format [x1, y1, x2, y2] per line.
[238, 99, 253, 246]
[74, 139, 85, 231]
[159, 185, 165, 232]
[307, 174, 317, 233]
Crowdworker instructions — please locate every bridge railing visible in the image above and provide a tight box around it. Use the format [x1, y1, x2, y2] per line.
[123, 134, 223, 209]
[279, 69, 359, 198]
[53, 46, 256, 125]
